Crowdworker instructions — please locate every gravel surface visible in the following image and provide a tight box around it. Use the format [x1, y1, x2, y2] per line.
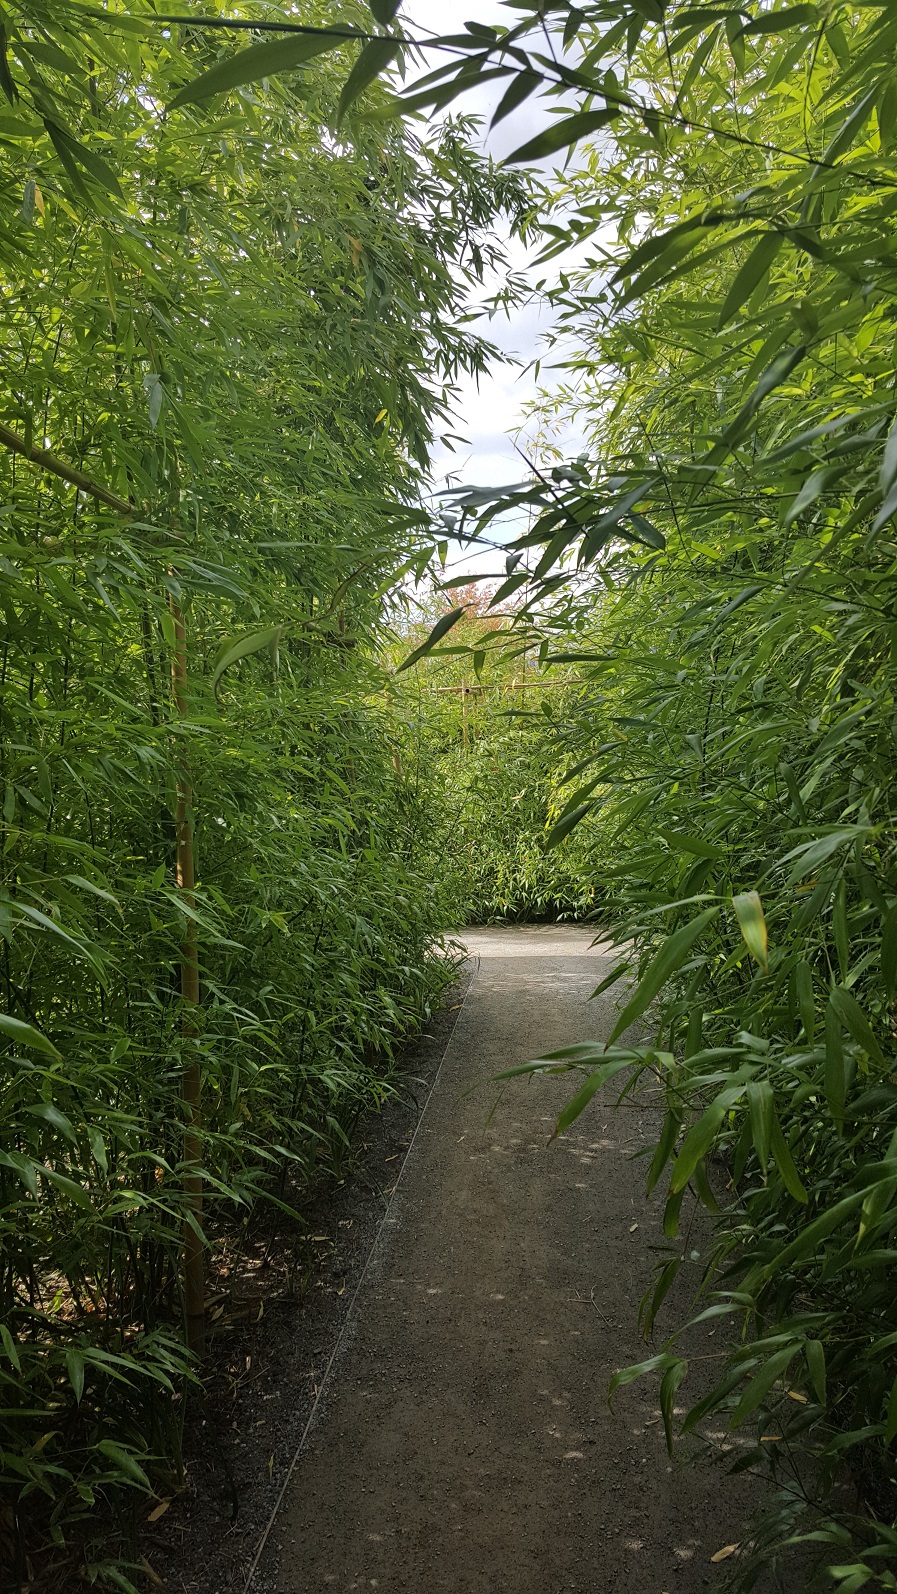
[255, 926, 775, 1594]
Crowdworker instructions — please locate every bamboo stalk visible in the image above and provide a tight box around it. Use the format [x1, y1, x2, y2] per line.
[461, 676, 469, 750]
[168, 593, 205, 1357]
[0, 420, 132, 513]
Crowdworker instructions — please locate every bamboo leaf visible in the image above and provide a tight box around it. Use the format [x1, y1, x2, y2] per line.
[830, 985, 885, 1067]
[169, 30, 352, 109]
[608, 907, 720, 1045]
[718, 231, 783, 328]
[211, 627, 285, 695]
[507, 108, 620, 164]
[551, 1058, 634, 1139]
[733, 891, 769, 974]
[0, 1013, 61, 1060]
[395, 607, 467, 673]
[338, 37, 403, 124]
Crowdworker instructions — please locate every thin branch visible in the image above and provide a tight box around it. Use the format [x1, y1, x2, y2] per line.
[0, 421, 132, 515]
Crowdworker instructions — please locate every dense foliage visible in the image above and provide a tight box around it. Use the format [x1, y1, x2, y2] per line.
[0, 2, 526, 1580]
[390, 584, 596, 921]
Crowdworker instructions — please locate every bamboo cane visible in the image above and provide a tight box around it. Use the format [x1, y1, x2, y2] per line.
[168, 592, 205, 1357]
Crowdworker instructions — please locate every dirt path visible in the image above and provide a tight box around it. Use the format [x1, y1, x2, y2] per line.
[255, 926, 765, 1594]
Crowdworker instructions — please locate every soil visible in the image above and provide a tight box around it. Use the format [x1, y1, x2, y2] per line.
[141, 965, 473, 1594]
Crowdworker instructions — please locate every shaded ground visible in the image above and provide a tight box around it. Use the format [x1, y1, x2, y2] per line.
[144, 970, 472, 1594]
[253, 926, 774, 1594]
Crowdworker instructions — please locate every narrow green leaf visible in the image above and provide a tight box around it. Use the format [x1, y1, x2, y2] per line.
[670, 1083, 745, 1193]
[395, 607, 467, 673]
[830, 985, 885, 1067]
[730, 1343, 801, 1427]
[0, 1013, 61, 1060]
[660, 1359, 689, 1456]
[212, 626, 285, 695]
[491, 69, 542, 128]
[608, 907, 720, 1045]
[805, 1340, 826, 1405]
[96, 1439, 152, 1490]
[747, 1080, 774, 1175]
[718, 231, 783, 328]
[770, 1115, 808, 1204]
[882, 906, 897, 999]
[886, 1373, 897, 1445]
[657, 829, 723, 860]
[545, 802, 591, 850]
[820, 86, 878, 166]
[733, 891, 769, 974]
[551, 1058, 633, 1139]
[795, 961, 815, 1043]
[507, 108, 620, 165]
[647, 1108, 680, 1193]
[338, 36, 403, 123]
[0, 1325, 20, 1372]
[169, 30, 352, 109]
[66, 1348, 85, 1405]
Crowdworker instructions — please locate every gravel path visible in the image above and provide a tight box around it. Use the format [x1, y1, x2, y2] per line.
[258, 926, 766, 1594]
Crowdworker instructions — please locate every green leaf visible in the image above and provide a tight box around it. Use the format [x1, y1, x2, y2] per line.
[670, 1083, 745, 1194]
[733, 891, 769, 974]
[886, 1373, 897, 1445]
[747, 1080, 774, 1175]
[730, 1343, 801, 1427]
[607, 907, 720, 1045]
[0, 1013, 61, 1060]
[551, 1059, 633, 1139]
[507, 108, 620, 165]
[369, 0, 402, 20]
[805, 1340, 826, 1405]
[44, 121, 123, 199]
[26, 1103, 77, 1144]
[41, 1166, 92, 1209]
[0, 1325, 20, 1372]
[657, 829, 723, 860]
[830, 985, 885, 1067]
[880, 414, 897, 495]
[491, 69, 542, 128]
[785, 464, 846, 524]
[66, 1348, 85, 1405]
[718, 231, 783, 327]
[647, 1108, 680, 1193]
[96, 1439, 152, 1491]
[820, 86, 878, 167]
[211, 627, 284, 695]
[770, 1114, 808, 1203]
[783, 828, 861, 884]
[609, 1352, 681, 1400]
[395, 607, 467, 673]
[545, 802, 591, 849]
[169, 30, 352, 110]
[795, 961, 815, 1042]
[882, 907, 897, 1000]
[660, 1358, 689, 1456]
[338, 36, 403, 124]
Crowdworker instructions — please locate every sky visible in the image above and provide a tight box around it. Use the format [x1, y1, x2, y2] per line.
[403, 0, 595, 579]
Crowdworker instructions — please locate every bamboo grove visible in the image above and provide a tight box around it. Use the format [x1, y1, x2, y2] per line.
[0, 2, 531, 1579]
[6, 0, 897, 1589]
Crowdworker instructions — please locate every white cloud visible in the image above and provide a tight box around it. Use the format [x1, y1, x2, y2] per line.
[401, 2, 602, 575]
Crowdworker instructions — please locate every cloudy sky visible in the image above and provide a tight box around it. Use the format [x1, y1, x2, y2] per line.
[403, 1, 594, 576]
